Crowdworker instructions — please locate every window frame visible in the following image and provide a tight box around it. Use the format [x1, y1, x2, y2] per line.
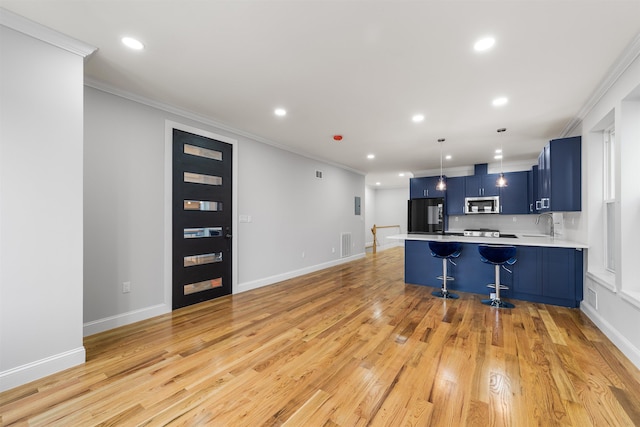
[603, 126, 616, 273]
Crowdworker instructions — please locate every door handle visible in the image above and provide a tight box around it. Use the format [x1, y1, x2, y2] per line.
[225, 234, 232, 239]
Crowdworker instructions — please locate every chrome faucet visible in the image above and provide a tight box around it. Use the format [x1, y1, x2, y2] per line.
[536, 212, 555, 237]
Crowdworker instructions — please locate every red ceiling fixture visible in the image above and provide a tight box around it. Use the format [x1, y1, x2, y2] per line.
[333, 135, 343, 141]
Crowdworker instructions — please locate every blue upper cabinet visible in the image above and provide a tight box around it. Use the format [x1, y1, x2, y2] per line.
[446, 176, 466, 215]
[499, 171, 529, 214]
[465, 174, 500, 197]
[528, 166, 539, 214]
[409, 176, 447, 199]
[537, 136, 581, 212]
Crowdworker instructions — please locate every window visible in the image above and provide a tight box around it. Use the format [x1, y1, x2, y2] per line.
[604, 127, 615, 272]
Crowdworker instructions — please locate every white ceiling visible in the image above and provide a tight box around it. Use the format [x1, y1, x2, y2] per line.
[2, 1, 640, 188]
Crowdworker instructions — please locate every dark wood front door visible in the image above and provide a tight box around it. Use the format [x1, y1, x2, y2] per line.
[172, 128, 232, 309]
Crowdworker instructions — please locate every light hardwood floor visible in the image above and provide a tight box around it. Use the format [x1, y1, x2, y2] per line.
[2, 247, 640, 426]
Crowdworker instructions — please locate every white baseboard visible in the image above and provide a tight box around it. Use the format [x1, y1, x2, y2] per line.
[83, 303, 170, 337]
[0, 346, 85, 393]
[84, 253, 367, 336]
[581, 302, 640, 370]
[237, 253, 366, 294]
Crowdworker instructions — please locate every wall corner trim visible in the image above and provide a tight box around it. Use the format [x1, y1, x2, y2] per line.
[0, 7, 97, 57]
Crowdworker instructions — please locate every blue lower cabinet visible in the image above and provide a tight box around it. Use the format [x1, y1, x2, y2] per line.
[453, 243, 503, 295]
[405, 242, 583, 307]
[405, 241, 498, 296]
[542, 247, 583, 306]
[511, 246, 583, 307]
[511, 246, 541, 296]
[405, 240, 443, 287]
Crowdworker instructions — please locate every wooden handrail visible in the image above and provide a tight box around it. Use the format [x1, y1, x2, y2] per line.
[370, 224, 401, 254]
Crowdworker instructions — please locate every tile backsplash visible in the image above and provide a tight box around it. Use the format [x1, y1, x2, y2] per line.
[447, 214, 557, 235]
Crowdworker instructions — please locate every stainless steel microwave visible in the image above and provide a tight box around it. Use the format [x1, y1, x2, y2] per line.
[464, 196, 500, 214]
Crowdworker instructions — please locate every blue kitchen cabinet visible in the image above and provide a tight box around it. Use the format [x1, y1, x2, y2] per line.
[446, 176, 466, 215]
[538, 148, 549, 211]
[405, 241, 583, 308]
[404, 240, 448, 287]
[542, 247, 583, 303]
[465, 174, 500, 197]
[537, 136, 581, 212]
[528, 166, 539, 214]
[511, 246, 583, 307]
[511, 246, 541, 296]
[499, 171, 529, 214]
[405, 241, 498, 296]
[410, 176, 447, 199]
[459, 243, 512, 295]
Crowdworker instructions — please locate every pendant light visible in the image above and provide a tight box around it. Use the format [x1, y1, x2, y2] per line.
[496, 128, 508, 187]
[436, 138, 446, 191]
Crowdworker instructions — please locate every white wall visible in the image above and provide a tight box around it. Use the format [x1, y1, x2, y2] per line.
[237, 138, 365, 290]
[83, 86, 366, 333]
[370, 187, 408, 251]
[365, 186, 376, 248]
[580, 53, 640, 369]
[0, 24, 91, 391]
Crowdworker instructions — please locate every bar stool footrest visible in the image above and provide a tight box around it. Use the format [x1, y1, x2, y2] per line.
[486, 284, 509, 290]
[436, 275, 455, 281]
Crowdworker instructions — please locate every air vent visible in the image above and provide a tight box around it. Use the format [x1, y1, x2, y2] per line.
[341, 232, 352, 258]
[315, 170, 323, 179]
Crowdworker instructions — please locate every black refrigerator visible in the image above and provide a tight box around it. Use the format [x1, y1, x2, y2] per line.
[408, 197, 445, 234]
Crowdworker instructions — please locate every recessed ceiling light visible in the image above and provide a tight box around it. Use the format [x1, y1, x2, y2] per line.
[445, 155, 452, 160]
[492, 97, 508, 107]
[367, 154, 375, 159]
[375, 182, 381, 186]
[274, 108, 287, 116]
[399, 173, 405, 177]
[412, 114, 425, 123]
[495, 149, 502, 154]
[474, 37, 495, 52]
[122, 37, 144, 50]
[494, 154, 503, 160]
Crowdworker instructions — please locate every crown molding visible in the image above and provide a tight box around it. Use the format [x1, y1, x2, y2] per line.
[561, 30, 640, 137]
[84, 77, 366, 176]
[0, 7, 96, 58]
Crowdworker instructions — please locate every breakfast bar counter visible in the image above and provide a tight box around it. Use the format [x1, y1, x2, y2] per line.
[388, 233, 587, 308]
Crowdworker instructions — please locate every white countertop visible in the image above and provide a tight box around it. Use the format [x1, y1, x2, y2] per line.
[387, 233, 588, 249]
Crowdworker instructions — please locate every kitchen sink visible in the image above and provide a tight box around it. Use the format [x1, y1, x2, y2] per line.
[499, 233, 518, 238]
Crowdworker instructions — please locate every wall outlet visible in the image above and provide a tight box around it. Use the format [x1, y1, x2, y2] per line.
[122, 281, 131, 293]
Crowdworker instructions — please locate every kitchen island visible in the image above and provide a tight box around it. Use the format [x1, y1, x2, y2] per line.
[389, 233, 588, 308]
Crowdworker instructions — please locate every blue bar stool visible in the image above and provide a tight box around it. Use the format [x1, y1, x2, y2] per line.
[428, 241, 461, 299]
[478, 244, 516, 308]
